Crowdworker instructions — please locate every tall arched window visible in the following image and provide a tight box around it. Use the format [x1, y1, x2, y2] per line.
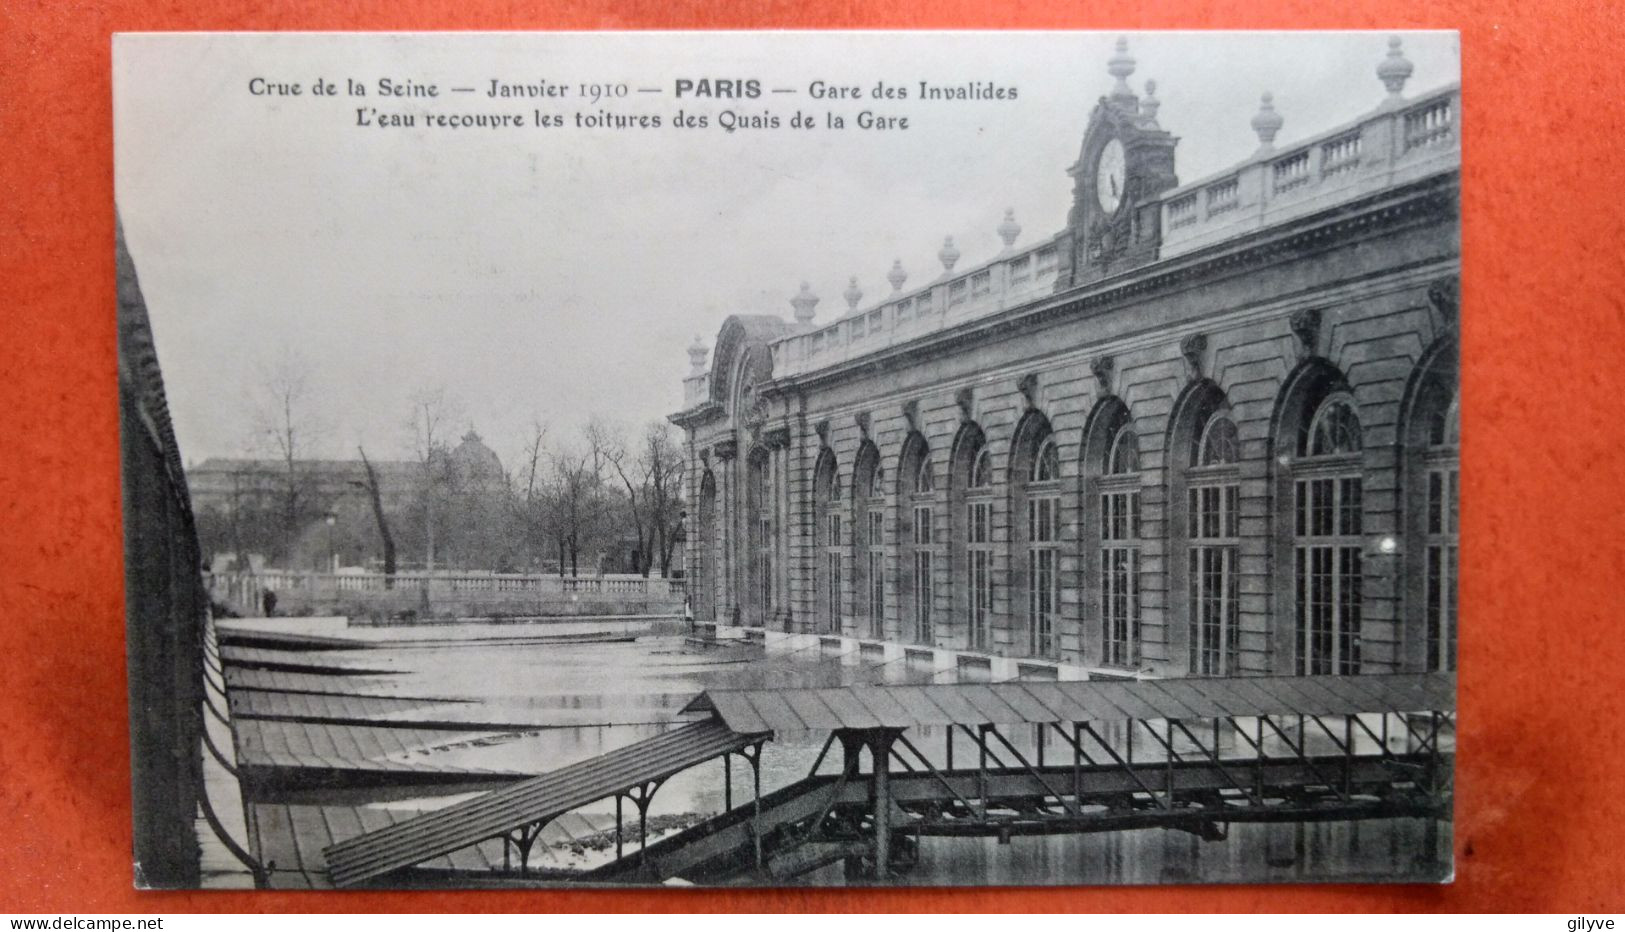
[1013, 414, 1061, 658]
[853, 441, 886, 639]
[1187, 407, 1240, 675]
[1401, 338, 1458, 674]
[900, 434, 938, 645]
[1295, 392, 1364, 674]
[1423, 394, 1459, 672]
[747, 449, 773, 625]
[812, 450, 841, 634]
[951, 425, 994, 651]
[1100, 418, 1142, 668]
[696, 470, 716, 622]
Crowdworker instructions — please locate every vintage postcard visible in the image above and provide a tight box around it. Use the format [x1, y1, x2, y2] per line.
[114, 31, 1460, 890]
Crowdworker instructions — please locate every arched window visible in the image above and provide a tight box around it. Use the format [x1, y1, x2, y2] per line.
[914, 454, 936, 493]
[1107, 424, 1140, 474]
[1187, 406, 1240, 675]
[970, 446, 993, 489]
[1198, 415, 1240, 466]
[853, 442, 886, 639]
[952, 427, 994, 650]
[1429, 395, 1460, 448]
[1423, 393, 1459, 672]
[1294, 391, 1364, 675]
[1032, 437, 1060, 482]
[812, 451, 841, 634]
[1015, 415, 1061, 658]
[747, 450, 774, 625]
[901, 435, 938, 645]
[1099, 417, 1142, 668]
[1307, 396, 1363, 456]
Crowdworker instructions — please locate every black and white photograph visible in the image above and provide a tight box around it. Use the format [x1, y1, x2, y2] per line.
[114, 30, 1460, 891]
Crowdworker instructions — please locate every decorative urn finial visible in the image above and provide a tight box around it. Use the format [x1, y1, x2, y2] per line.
[1377, 35, 1414, 101]
[1141, 79, 1161, 123]
[938, 236, 961, 274]
[789, 281, 820, 325]
[997, 209, 1021, 249]
[687, 335, 708, 375]
[887, 259, 908, 292]
[1107, 37, 1137, 105]
[1251, 92, 1284, 152]
[843, 276, 863, 311]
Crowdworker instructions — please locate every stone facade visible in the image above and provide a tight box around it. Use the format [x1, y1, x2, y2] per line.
[672, 39, 1459, 680]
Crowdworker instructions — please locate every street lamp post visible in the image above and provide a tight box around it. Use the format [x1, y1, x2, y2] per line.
[325, 511, 337, 574]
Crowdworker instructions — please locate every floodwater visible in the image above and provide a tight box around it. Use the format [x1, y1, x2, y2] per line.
[260, 622, 1452, 886]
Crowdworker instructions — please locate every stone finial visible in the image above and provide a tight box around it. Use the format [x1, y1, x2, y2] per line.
[1377, 35, 1414, 101]
[1107, 36, 1137, 105]
[938, 236, 961, 274]
[1251, 92, 1284, 152]
[997, 208, 1021, 249]
[790, 281, 819, 325]
[887, 259, 908, 292]
[843, 275, 863, 311]
[1141, 79, 1161, 123]
[687, 336, 708, 375]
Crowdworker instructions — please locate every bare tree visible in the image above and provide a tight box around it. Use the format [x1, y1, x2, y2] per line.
[589, 417, 652, 576]
[587, 418, 687, 577]
[356, 445, 397, 585]
[246, 347, 329, 566]
[548, 430, 616, 578]
[643, 421, 687, 578]
[406, 387, 460, 573]
[511, 419, 552, 572]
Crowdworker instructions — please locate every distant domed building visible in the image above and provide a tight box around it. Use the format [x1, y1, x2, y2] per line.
[448, 429, 504, 488]
[437, 428, 513, 572]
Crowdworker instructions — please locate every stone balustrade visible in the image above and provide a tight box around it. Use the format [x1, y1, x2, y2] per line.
[678, 44, 1458, 395]
[1158, 85, 1459, 259]
[770, 235, 1064, 379]
[239, 570, 685, 596]
[212, 570, 687, 620]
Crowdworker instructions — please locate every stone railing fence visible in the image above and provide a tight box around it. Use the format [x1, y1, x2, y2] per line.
[211, 570, 686, 619]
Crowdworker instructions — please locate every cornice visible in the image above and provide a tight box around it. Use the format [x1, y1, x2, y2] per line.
[669, 400, 723, 429]
[767, 171, 1459, 396]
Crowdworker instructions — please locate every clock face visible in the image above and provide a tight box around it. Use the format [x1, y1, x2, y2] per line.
[1096, 138, 1126, 214]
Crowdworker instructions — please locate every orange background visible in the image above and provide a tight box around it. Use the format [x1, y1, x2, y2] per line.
[2, 0, 1623, 914]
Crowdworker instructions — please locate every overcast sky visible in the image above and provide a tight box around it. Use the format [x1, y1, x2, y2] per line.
[114, 31, 1459, 471]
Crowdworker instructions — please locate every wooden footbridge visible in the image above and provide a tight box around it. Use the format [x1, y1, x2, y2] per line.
[322, 672, 1454, 887]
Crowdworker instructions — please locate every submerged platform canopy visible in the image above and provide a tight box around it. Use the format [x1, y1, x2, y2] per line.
[681, 672, 1457, 734]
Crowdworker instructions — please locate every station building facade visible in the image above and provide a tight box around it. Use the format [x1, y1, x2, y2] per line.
[671, 38, 1459, 679]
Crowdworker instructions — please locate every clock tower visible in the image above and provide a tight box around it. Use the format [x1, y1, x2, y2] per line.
[1058, 38, 1180, 289]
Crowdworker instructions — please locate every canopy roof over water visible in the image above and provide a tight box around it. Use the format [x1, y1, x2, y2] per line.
[681, 672, 1457, 734]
